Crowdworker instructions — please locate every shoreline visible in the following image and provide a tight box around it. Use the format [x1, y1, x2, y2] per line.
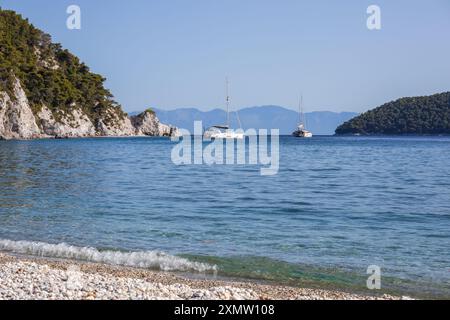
[0, 252, 405, 300]
[0, 134, 174, 141]
[2, 134, 450, 141]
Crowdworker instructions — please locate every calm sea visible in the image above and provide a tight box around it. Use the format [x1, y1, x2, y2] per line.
[0, 136, 449, 298]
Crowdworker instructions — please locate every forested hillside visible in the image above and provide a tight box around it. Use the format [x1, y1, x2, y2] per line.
[0, 9, 125, 123]
[335, 92, 450, 135]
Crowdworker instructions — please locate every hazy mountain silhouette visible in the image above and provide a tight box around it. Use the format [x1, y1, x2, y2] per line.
[131, 106, 357, 135]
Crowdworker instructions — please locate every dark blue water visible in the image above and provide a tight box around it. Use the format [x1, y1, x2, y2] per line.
[0, 136, 449, 298]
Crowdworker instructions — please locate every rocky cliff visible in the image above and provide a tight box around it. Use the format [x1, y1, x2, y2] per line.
[0, 78, 176, 140]
[0, 77, 177, 140]
[0, 9, 176, 140]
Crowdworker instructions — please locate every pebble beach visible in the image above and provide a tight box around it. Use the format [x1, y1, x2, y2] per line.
[0, 253, 407, 300]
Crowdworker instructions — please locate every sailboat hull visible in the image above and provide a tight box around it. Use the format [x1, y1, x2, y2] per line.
[204, 130, 244, 140]
[294, 96, 313, 138]
[292, 130, 313, 138]
[204, 78, 244, 140]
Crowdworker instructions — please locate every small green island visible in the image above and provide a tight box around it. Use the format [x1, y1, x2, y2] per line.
[335, 92, 450, 135]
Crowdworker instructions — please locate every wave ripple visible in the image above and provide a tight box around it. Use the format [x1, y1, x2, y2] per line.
[0, 239, 217, 273]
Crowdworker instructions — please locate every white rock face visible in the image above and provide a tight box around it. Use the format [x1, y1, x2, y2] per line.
[38, 106, 96, 138]
[0, 79, 41, 139]
[132, 111, 177, 137]
[96, 107, 136, 137]
[0, 78, 177, 140]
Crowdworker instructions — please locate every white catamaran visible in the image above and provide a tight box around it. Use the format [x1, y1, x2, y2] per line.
[292, 96, 313, 138]
[203, 78, 244, 140]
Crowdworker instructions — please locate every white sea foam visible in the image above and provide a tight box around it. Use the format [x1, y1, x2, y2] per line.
[0, 239, 217, 273]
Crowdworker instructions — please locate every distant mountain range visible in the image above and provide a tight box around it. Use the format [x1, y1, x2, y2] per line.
[130, 106, 358, 135]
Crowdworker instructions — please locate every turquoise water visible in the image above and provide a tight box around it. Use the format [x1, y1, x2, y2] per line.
[0, 136, 449, 298]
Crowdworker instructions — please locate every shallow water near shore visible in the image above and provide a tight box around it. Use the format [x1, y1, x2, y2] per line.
[0, 136, 449, 298]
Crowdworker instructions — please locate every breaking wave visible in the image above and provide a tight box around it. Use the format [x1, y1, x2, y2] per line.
[0, 239, 217, 273]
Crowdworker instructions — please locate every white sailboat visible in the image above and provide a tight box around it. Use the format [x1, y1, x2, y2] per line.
[292, 96, 313, 138]
[203, 78, 244, 140]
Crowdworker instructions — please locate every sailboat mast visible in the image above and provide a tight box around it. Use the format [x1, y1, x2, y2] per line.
[298, 96, 301, 124]
[301, 95, 304, 127]
[226, 77, 230, 127]
[298, 95, 304, 126]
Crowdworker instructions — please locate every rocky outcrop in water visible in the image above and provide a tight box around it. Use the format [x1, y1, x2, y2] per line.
[0, 78, 177, 140]
[131, 110, 178, 137]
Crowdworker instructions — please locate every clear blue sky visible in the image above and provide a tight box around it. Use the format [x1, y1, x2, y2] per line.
[2, 0, 450, 112]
